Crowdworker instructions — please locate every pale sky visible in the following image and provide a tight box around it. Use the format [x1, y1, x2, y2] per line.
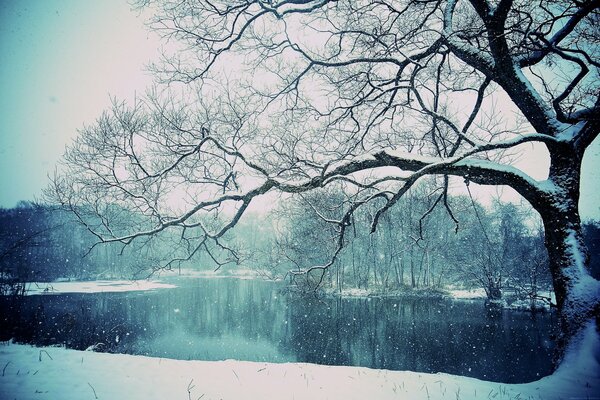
[0, 0, 598, 220]
[0, 0, 157, 207]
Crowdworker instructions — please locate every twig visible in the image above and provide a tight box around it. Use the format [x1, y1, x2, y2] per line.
[2, 361, 10, 376]
[88, 382, 98, 399]
[187, 379, 195, 400]
[38, 350, 53, 361]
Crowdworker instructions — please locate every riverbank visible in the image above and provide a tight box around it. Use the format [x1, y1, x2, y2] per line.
[22, 280, 176, 295]
[322, 286, 447, 300]
[321, 286, 556, 312]
[1, 323, 598, 400]
[13, 270, 276, 296]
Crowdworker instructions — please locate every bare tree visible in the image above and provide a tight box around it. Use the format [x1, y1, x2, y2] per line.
[48, 0, 599, 364]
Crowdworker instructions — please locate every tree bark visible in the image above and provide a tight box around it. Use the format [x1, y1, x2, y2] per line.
[539, 146, 600, 360]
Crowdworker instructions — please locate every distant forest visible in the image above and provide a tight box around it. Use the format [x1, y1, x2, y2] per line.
[1, 189, 599, 303]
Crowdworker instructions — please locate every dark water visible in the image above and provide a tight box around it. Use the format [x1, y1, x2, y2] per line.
[0, 278, 555, 383]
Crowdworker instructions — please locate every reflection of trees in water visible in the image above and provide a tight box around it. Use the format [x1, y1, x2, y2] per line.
[0, 279, 554, 383]
[0, 280, 290, 355]
[285, 297, 554, 383]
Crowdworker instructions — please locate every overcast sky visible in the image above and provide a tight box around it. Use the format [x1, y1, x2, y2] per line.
[0, 0, 598, 220]
[0, 0, 157, 207]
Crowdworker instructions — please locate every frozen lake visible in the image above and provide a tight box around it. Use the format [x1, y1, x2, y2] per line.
[0, 277, 555, 383]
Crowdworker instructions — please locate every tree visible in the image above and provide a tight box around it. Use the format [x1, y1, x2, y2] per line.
[451, 199, 505, 299]
[0, 203, 159, 282]
[48, 0, 599, 364]
[0, 203, 62, 283]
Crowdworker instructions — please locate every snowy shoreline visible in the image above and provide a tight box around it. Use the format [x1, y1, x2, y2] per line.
[21, 279, 177, 295]
[15, 273, 267, 296]
[321, 287, 556, 312]
[1, 338, 597, 400]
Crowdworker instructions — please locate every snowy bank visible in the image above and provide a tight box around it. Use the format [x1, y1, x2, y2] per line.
[324, 287, 371, 298]
[320, 287, 557, 312]
[1, 339, 598, 400]
[447, 289, 556, 311]
[448, 288, 487, 300]
[23, 280, 176, 295]
[322, 287, 448, 299]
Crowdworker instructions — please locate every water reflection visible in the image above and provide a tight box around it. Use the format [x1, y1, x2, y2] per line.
[0, 278, 555, 383]
[284, 295, 554, 382]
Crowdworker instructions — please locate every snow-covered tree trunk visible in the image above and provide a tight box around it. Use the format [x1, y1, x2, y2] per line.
[539, 143, 600, 360]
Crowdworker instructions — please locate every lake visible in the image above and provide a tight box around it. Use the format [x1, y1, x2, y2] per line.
[0, 277, 556, 383]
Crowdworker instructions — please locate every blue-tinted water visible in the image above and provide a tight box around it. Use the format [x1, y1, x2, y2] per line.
[0, 277, 555, 383]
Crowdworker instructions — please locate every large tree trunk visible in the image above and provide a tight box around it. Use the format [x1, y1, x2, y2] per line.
[539, 147, 600, 363]
[541, 207, 600, 360]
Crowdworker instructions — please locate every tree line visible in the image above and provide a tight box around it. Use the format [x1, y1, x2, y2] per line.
[267, 185, 555, 303]
[0, 202, 156, 292]
[1, 195, 599, 304]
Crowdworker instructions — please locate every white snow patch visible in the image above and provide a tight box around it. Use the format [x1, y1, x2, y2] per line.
[0, 342, 597, 400]
[382, 149, 442, 164]
[23, 280, 176, 295]
[563, 229, 600, 309]
[565, 229, 586, 273]
[504, 293, 556, 311]
[536, 321, 600, 397]
[322, 154, 378, 175]
[512, 66, 555, 123]
[535, 178, 560, 193]
[449, 288, 557, 311]
[455, 158, 541, 185]
[448, 288, 487, 300]
[555, 122, 585, 142]
[335, 288, 371, 297]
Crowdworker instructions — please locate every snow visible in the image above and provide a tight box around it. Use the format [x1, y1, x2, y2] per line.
[447, 288, 557, 311]
[23, 280, 176, 295]
[1, 336, 598, 400]
[454, 158, 541, 186]
[562, 229, 600, 319]
[321, 153, 381, 176]
[555, 121, 585, 142]
[565, 229, 587, 274]
[382, 149, 442, 165]
[327, 287, 556, 311]
[507, 298, 551, 312]
[326, 288, 372, 297]
[554, 321, 600, 385]
[511, 66, 555, 125]
[442, 1, 496, 71]
[534, 178, 560, 193]
[447, 288, 487, 300]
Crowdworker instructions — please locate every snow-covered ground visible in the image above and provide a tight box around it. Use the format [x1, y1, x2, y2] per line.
[447, 288, 557, 311]
[325, 287, 372, 297]
[24, 280, 176, 295]
[1, 322, 598, 400]
[19, 269, 274, 296]
[447, 288, 487, 300]
[323, 287, 555, 312]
